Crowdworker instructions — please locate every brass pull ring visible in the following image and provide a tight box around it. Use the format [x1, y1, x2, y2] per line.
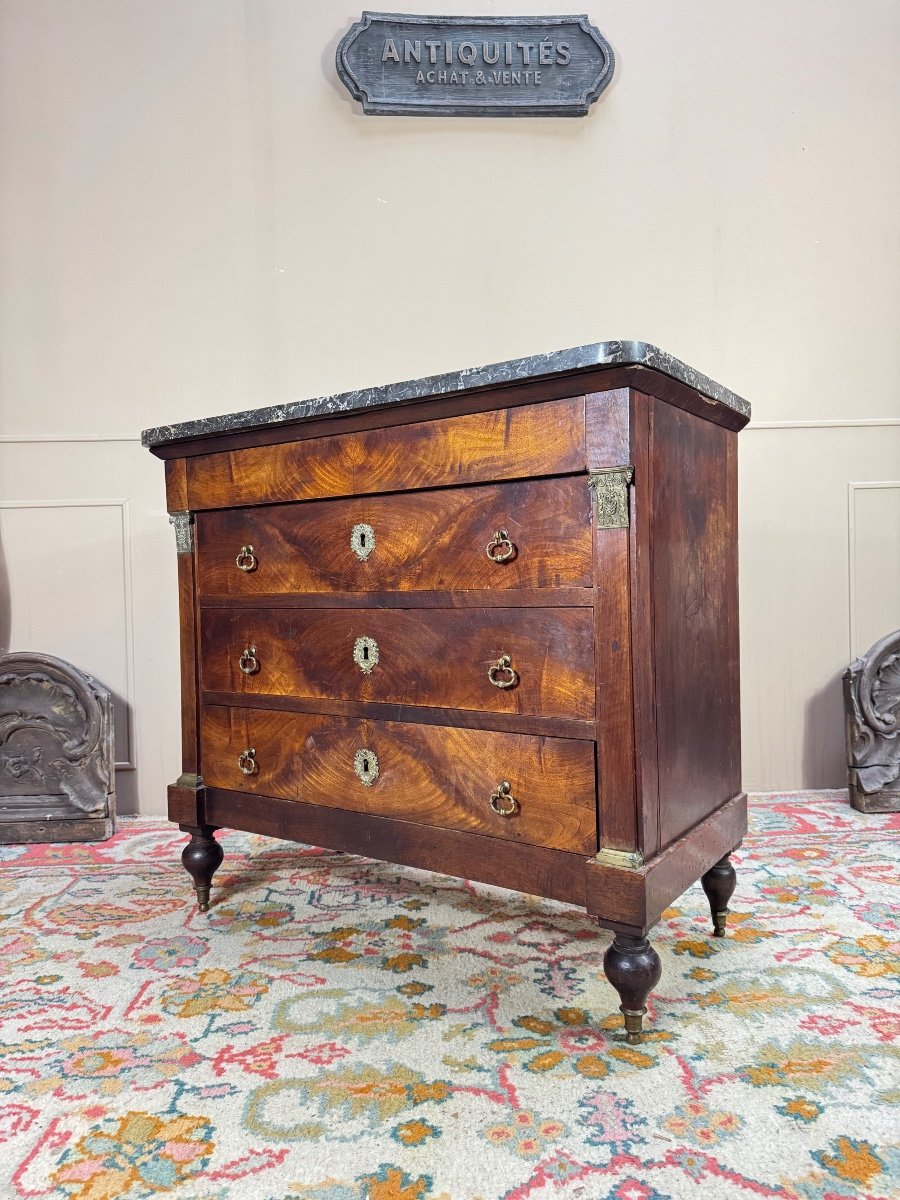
[236, 545, 257, 572]
[490, 780, 519, 817]
[239, 645, 259, 675]
[486, 528, 516, 563]
[238, 747, 257, 776]
[488, 654, 519, 690]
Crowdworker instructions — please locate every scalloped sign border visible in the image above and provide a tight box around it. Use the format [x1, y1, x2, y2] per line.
[336, 12, 615, 117]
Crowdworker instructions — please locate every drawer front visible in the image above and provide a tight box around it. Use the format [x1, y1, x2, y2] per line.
[201, 607, 594, 720]
[186, 397, 585, 510]
[201, 705, 597, 854]
[196, 477, 592, 596]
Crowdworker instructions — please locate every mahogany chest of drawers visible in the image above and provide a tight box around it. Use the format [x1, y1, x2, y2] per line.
[143, 341, 750, 1043]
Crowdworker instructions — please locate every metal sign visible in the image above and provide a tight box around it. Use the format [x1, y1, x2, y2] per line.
[336, 13, 615, 117]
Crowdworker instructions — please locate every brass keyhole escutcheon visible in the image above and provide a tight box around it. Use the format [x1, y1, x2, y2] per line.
[351, 523, 375, 562]
[238, 747, 258, 776]
[490, 780, 519, 817]
[354, 747, 379, 786]
[486, 528, 516, 563]
[239, 645, 259, 675]
[236, 544, 258, 572]
[353, 636, 379, 675]
[488, 654, 519, 689]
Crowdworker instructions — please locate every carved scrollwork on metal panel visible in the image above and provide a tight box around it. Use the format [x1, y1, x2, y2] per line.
[843, 629, 900, 807]
[589, 466, 634, 529]
[0, 652, 114, 822]
[169, 511, 195, 554]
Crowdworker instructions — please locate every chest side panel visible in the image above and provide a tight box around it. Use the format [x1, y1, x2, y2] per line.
[650, 398, 741, 850]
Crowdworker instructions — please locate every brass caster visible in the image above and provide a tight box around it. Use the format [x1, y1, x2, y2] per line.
[622, 1007, 646, 1045]
[702, 854, 737, 940]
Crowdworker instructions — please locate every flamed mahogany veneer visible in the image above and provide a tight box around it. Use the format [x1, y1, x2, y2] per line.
[144, 340, 750, 1044]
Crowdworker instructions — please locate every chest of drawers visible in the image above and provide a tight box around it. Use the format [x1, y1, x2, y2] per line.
[144, 341, 750, 1043]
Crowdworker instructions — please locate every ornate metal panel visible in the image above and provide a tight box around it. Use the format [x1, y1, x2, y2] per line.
[589, 466, 634, 529]
[169, 511, 195, 555]
[336, 13, 615, 117]
[0, 652, 115, 843]
[595, 847, 644, 869]
[844, 629, 900, 812]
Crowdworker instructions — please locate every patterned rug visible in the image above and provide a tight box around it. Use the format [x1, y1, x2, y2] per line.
[0, 791, 897, 1200]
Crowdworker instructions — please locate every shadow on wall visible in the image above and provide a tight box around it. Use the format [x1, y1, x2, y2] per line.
[0, 535, 10, 653]
[109, 685, 138, 817]
[803, 669, 848, 789]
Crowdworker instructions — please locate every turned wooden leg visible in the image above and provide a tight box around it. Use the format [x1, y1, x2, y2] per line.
[701, 852, 737, 937]
[181, 825, 223, 912]
[603, 933, 662, 1045]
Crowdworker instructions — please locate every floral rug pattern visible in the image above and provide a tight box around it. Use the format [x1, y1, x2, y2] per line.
[0, 791, 897, 1199]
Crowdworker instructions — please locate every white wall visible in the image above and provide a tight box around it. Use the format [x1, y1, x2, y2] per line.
[1, 0, 898, 812]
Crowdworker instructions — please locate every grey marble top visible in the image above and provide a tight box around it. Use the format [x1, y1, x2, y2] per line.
[141, 340, 750, 449]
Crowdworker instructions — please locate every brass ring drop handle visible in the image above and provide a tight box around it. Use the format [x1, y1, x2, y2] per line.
[490, 780, 519, 817]
[238, 747, 257, 776]
[239, 645, 259, 675]
[486, 528, 516, 563]
[488, 654, 519, 689]
[236, 545, 257, 572]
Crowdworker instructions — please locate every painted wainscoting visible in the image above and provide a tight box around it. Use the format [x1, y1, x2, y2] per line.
[739, 419, 900, 792]
[0, 438, 177, 815]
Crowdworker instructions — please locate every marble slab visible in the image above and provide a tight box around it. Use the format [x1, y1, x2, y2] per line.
[141, 340, 750, 449]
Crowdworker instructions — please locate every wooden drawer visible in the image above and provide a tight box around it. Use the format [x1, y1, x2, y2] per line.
[186, 397, 586, 510]
[201, 704, 597, 854]
[200, 607, 594, 721]
[195, 477, 592, 597]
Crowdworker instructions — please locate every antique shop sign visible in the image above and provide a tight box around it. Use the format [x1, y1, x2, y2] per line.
[336, 13, 615, 117]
